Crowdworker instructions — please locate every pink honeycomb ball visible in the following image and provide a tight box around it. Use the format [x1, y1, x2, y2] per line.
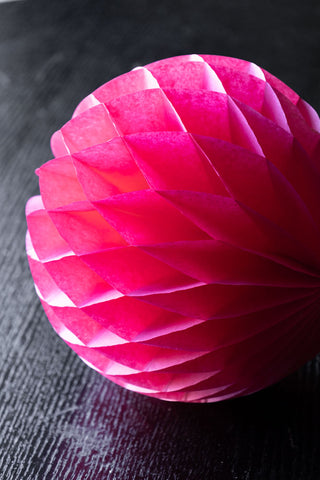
[26, 55, 320, 402]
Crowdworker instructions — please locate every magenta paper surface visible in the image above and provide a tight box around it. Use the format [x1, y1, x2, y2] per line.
[26, 55, 320, 402]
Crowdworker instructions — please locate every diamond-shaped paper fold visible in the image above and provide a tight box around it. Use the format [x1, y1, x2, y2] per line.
[26, 55, 320, 402]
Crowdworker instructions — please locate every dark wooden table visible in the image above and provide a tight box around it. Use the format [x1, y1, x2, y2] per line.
[1, 1, 320, 478]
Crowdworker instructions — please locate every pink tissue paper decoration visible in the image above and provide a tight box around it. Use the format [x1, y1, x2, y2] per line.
[26, 54, 320, 403]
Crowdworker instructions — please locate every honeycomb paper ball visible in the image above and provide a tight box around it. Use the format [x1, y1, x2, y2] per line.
[26, 54, 320, 403]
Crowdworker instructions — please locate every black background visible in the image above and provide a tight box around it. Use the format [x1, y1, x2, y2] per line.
[0, 0, 320, 479]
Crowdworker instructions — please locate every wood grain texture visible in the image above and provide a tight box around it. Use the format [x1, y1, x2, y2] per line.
[0, 1, 319, 478]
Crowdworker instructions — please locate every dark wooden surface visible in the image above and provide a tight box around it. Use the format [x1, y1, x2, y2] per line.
[0, 1, 320, 478]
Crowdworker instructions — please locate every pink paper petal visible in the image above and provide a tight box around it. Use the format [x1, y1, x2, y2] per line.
[194, 135, 320, 253]
[72, 137, 148, 201]
[81, 246, 202, 296]
[82, 295, 202, 341]
[143, 294, 320, 351]
[199, 55, 254, 74]
[37, 155, 87, 209]
[164, 88, 231, 140]
[106, 88, 185, 134]
[159, 189, 320, 270]
[26, 198, 71, 261]
[125, 131, 228, 195]
[274, 90, 320, 155]
[56, 104, 120, 155]
[200, 63, 267, 113]
[42, 254, 120, 307]
[48, 201, 127, 255]
[261, 68, 300, 105]
[297, 97, 320, 131]
[42, 302, 126, 346]
[141, 240, 320, 287]
[94, 190, 209, 244]
[87, 67, 160, 106]
[137, 282, 315, 320]
[146, 58, 225, 93]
